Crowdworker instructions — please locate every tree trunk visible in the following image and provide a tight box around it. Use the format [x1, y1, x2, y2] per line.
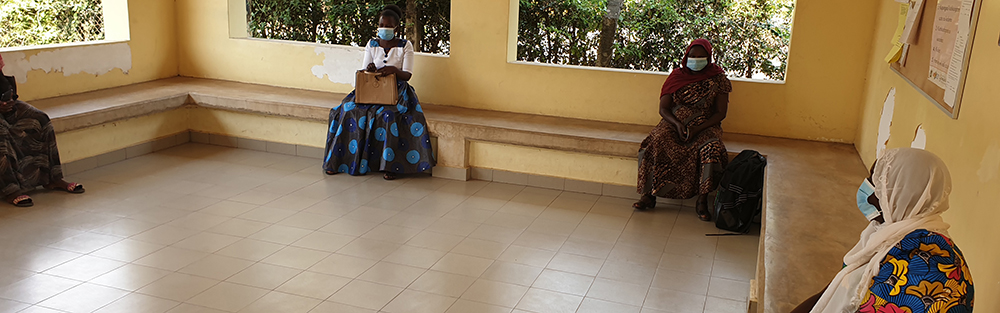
[406, 0, 422, 52]
[596, 0, 624, 67]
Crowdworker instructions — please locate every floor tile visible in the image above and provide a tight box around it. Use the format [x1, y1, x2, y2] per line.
[91, 239, 165, 262]
[531, 269, 595, 296]
[247, 224, 312, 245]
[215, 238, 285, 261]
[261, 246, 330, 270]
[328, 280, 403, 311]
[179, 255, 255, 280]
[515, 288, 583, 313]
[382, 245, 447, 269]
[276, 271, 351, 300]
[137, 273, 219, 302]
[642, 288, 707, 312]
[381, 290, 457, 313]
[187, 282, 268, 312]
[576, 297, 640, 313]
[361, 224, 423, 244]
[91, 264, 172, 291]
[133, 247, 209, 271]
[38, 283, 129, 313]
[318, 218, 379, 236]
[226, 263, 302, 290]
[309, 301, 377, 313]
[0, 274, 81, 304]
[444, 299, 511, 313]
[308, 253, 378, 278]
[546, 253, 604, 276]
[704, 296, 746, 313]
[460, 279, 528, 308]
[0, 298, 29, 313]
[93, 292, 180, 313]
[0, 145, 763, 313]
[497, 245, 555, 268]
[43, 255, 125, 281]
[597, 261, 656, 286]
[408, 270, 477, 298]
[481, 261, 543, 286]
[357, 262, 426, 287]
[430, 253, 494, 277]
[206, 218, 271, 237]
[405, 231, 465, 252]
[240, 291, 322, 313]
[47, 232, 122, 254]
[171, 232, 242, 253]
[290, 231, 355, 252]
[707, 277, 750, 302]
[586, 278, 648, 307]
[651, 268, 711, 295]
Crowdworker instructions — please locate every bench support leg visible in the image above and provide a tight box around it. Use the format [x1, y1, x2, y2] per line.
[431, 136, 470, 181]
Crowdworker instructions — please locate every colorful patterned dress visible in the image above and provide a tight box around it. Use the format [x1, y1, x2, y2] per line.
[637, 73, 731, 199]
[858, 229, 974, 313]
[322, 39, 435, 176]
[0, 100, 65, 197]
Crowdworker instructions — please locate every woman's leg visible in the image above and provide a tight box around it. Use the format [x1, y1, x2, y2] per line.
[633, 194, 656, 210]
[695, 193, 711, 221]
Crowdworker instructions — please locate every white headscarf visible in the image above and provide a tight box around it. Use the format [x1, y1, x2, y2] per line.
[811, 148, 953, 313]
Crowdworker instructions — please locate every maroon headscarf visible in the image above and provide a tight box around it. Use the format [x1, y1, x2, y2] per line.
[660, 39, 725, 97]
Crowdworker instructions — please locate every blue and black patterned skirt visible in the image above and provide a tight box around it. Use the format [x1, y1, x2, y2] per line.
[323, 81, 435, 175]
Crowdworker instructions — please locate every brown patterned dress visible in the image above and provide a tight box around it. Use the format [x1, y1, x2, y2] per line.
[0, 100, 63, 197]
[637, 73, 731, 199]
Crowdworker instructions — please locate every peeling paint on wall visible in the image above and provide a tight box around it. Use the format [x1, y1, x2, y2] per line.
[978, 142, 1000, 183]
[911, 125, 926, 149]
[876, 88, 896, 158]
[311, 46, 365, 87]
[1, 43, 132, 83]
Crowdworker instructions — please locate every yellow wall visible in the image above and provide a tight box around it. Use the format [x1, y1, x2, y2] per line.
[855, 0, 1000, 309]
[0, 0, 177, 101]
[176, 0, 879, 143]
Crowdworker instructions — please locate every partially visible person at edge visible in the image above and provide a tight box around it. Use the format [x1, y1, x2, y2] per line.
[322, 4, 434, 181]
[0, 54, 85, 207]
[633, 38, 731, 221]
[792, 148, 973, 313]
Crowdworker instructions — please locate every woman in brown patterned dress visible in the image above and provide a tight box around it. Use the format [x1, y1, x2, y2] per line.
[0, 74, 84, 207]
[634, 39, 730, 221]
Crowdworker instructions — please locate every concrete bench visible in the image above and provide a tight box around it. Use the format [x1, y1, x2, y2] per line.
[29, 76, 867, 313]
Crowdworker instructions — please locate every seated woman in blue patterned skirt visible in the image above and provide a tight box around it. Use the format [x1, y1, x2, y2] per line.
[323, 5, 435, 180]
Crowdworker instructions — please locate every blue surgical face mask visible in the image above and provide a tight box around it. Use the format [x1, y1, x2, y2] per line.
[687, 57, 708, 71]
[377, 28, 395, 41]
[857, 179, 881, 221]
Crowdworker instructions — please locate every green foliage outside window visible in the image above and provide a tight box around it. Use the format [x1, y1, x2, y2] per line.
[251, 0, 792, 80]
[248, 0, 451, 54]
[0, 0, 105, 48]
[519, 0, 794, 80]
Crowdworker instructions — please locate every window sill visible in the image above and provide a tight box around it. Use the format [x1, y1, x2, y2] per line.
[0, 40, 130, 53]
[232, 37, 451, 58]
[507, 60, 785, 84]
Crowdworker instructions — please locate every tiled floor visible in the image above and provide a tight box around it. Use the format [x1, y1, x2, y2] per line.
[0, 144, 758, 313]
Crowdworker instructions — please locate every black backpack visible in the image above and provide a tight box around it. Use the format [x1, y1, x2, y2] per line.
[713, 150, 766, 233]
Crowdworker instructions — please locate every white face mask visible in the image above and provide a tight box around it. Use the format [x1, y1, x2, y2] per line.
[687, 57, 709, 71]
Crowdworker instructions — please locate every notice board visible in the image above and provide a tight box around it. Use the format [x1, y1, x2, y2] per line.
[889, 0, 982, 119]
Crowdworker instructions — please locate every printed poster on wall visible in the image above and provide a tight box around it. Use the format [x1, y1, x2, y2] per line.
[928, 0, 962, 89]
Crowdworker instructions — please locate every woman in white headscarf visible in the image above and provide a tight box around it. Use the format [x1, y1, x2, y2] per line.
[792, 148, 973, 313]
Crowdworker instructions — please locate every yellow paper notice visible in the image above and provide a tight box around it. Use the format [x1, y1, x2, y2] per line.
[885, 3, 909, 63]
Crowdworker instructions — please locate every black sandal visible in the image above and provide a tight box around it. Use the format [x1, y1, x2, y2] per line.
[325, 170, 337, 175]
[383, 172, 397, 181]
[48, 182, 84, 194]
[695, 200, 712, 221]
[10, 195, 32, 207]
[633, 195, 656, 211]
